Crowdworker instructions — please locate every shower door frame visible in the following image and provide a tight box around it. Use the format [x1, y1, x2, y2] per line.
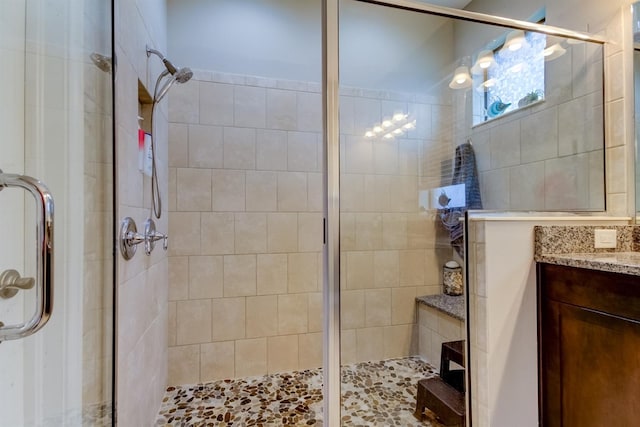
[320, 1, 607, 425]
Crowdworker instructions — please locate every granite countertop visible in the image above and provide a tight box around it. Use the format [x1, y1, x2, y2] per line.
[536, 252, 640, 276]
[415, 294, 465, 320]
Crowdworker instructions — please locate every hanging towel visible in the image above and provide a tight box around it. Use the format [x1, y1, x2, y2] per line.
[439, 142, 482, 257]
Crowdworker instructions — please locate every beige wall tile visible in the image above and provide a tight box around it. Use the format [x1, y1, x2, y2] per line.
[341, 213, 356, 250]
[224, 127, 256, 170]
[199, 82, 233, 126]
[267, 213, 298, 253]
[308, 292, 323, 333]
[267, 89, 297, 130]
[374, 250, 399, 288]
[201, 341, 235, 382]
[418, 324, 431, 361]
[212, 169, 245, 211]
[168, 212, 201, 256]
[257, 254, 288, 295]
[341, 329, 357, 365]
[176, 299, 212, 345]
[407, 214, 435, 249]
[235, 338, 267, 377]
[399, 249, 425, 286]
[298, 213, 323, 252]
[288, 131, 318, 172]
[169, 123, 188, 168]
[235, 86, 266, 128]
[246, 171, 277, 212]
[188, 124, 223, 168]
[341, 290, 365, 330]
[392, 287, 417, 325]
[277, 172, 307, 211]
[168, 345, 200, 385]
[288, 252, 317, 293]
[256, 129, 287, 171]
[297, 92, 322, 132]
[169, 256, 189, 301]
[365, 289, 391, 327]
[278, 294, 308, 335]
[168, 168, 177, 212]
[510, 162, 545, 210]
[201, 212, 235, 255]
[188, 256, 223, 299]
[298, 333, 322, 370]
[384, 324, 416, 359]
[382, 213, 408, 249]
[168, 301, 176, 346]
[211, 297, 246, 341]
[356, 327, 384, 362]
[168, 79, 200, 123]
[355, 213, 382, 250]
[520, 107, 559, 163]
[307, 172, 323, 212]
[223, 255, 257, 297]
[246, 295, 278, 338]
[346, 251, 373, 290]
[235, 213, 267, 254]
[268, 335, 299, 373]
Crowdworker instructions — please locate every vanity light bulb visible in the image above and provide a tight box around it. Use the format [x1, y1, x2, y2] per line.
[393, 113, 406, 122]
[383, 133, 393, 139]
[403, 121, 415, 129]
[382, 120, 392, 128]
[393, 128, 403, 135]
[364, 130, 374, 138]
[373, 125, 383, 133]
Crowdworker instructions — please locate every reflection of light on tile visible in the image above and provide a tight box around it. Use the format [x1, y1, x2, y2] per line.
[362, 114, 415, 139]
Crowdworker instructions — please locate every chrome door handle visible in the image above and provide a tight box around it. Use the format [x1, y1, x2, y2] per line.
[0, 169, 54, 342]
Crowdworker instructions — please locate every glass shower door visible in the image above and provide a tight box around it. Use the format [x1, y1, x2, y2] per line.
[0, 1, 113, 425]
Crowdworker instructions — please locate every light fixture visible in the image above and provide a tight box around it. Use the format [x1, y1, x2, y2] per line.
[364, 114, 415, 139]
[505, 30, 525, 51]
[475, 78, 498, 92]
[449, 66, 472, 89]
[543, 43, 566, 61]
[471, 50, 495, 74]
[393, 112, 406, 122]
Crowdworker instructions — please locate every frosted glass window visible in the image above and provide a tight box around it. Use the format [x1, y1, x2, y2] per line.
[473, 31, 545, 125]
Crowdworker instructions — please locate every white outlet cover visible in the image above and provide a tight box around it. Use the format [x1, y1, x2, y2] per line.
[594, 229, 617, 249]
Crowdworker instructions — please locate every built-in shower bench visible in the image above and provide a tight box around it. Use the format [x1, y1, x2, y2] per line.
[416, 295, 465, 368]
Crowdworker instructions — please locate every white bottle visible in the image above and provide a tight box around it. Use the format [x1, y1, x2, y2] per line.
[143, 133, 153, 177]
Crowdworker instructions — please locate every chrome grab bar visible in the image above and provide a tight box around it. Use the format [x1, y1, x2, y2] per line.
[0, 169, 54, 342]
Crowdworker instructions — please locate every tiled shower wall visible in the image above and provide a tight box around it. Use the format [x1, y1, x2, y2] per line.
[166, 71, 455, 383]
[457, 40, 606, 211]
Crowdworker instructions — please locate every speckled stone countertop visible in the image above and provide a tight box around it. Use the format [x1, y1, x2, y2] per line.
[536, 252, 640, 276]
[534, 225, 640, 276]
[416, 294, 465, 320]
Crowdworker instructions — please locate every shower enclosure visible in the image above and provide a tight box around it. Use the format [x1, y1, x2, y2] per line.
[0, 0, 114, 425]
[161, 0, 605, 425]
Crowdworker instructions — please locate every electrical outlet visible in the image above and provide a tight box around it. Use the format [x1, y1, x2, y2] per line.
[594, 229, 617, 249]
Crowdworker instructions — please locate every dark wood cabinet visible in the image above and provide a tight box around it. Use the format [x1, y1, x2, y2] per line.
[537, 263, 640, 427]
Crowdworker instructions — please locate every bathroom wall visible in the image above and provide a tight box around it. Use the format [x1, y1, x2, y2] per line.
[166, 71, 325, 383]
[114, 0, 169, 424]
[461, 0, 634, 216]
[165, 68, 457, 381]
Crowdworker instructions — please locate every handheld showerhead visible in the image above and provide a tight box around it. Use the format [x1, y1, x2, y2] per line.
[146, 46, 191, 81]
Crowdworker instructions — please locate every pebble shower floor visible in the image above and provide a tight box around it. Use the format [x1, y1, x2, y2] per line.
[155, 356, 447, 426]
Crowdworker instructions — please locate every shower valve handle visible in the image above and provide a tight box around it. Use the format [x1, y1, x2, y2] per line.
[143, 218, 168, 255]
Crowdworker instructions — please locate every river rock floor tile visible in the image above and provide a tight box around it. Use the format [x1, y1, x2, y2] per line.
[156, 356, 446, 426]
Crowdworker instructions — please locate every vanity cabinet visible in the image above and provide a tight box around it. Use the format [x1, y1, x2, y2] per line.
[537, 263, 640, 427]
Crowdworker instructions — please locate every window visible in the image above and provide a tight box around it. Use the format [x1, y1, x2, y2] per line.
[472, 30, 546, 126]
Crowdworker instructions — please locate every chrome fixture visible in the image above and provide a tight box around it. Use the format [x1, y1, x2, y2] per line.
[90, 52, 112, 73]
[119, 217, 168, 260]
[0, 270, 35, 299]
[0, 169, 54, 342]
[146, 46, 193, 103]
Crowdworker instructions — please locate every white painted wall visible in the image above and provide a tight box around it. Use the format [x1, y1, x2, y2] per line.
[166, 0, 455, 93]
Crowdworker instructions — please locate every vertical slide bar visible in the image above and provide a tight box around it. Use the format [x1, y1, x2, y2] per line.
[322, 0, 341, 425]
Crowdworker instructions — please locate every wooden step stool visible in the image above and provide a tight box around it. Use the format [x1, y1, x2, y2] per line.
[415, 340, 466, 425]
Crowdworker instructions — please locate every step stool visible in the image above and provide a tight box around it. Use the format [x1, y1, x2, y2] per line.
[414, 340, 466, 425]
